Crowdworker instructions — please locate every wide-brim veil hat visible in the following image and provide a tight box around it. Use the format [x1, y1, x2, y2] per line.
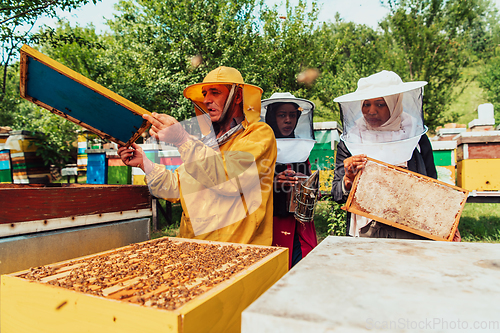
[261, 92, 316, 163]
[334, 70, 428, 165]
[183, 66, 263, 134]
[261, 92, 315, 115]
[334, 70, 427, 103]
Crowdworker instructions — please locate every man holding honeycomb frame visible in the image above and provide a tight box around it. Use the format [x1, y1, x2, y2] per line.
[118, 67, 277, 246]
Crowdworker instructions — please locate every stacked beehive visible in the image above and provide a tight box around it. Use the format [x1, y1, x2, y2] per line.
[1, 237, 288, 333]
[8, 130, 50, 184]
[0, 129, 12, 183]
[160, 150, 182, 172]
[431, 139, 457, 185]
[76, 134, 88, 172]
[456, 131, 500, 191]
[132, 143, 161, 185]
[86, 148, 108, 184]
[107, 152, 132, 185]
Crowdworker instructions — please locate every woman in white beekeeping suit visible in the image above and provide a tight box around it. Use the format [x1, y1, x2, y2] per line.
[331, 70, 460, 240]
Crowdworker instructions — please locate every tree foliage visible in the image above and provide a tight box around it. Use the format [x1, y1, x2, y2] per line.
[97, 0, 262, 120]
[381, 0, 482, 129]
[14, 108, 79, 167]
[479, 54, 500, 124]
[1, 0, 99, 26]
[37, 21, 107, 80]
[0, 0, 103, 101]
[1, 0, 500, 168]
[311, 19, 383, 120]
[380, 0, 499, 129]
[0, 0, 102, 165]
[255, 0, 320, 97]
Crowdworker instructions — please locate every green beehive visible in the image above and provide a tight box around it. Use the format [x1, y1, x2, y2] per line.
[107, 155, 132, 185]
[431, 140, 457, 186]
[309, 122, 341, 171]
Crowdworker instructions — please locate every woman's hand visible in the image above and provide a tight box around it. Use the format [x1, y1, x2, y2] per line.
[117, 143, 154, 174]
[275, 170, 306, 187]
[343, 154, 367, 191]
[143, 112, 190, 147]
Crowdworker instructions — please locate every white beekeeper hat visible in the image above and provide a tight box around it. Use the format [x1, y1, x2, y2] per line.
[334, 71, 428, 166]
[261, 92, 315, 115]
[261, 92, 316, 164]
[334, 70, 427, 103]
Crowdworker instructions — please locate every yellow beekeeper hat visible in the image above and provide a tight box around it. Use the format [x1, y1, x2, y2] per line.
[183, 66, 263, 134]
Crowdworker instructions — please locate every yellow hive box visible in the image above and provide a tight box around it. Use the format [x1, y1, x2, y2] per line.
[133, 175, 147, 185]
[1, 237, 288, 333]
[457, 159, 500, 191]
[8, 137, 39, 154]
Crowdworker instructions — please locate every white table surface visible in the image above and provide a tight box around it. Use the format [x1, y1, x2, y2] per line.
[242, 236, 500, 332]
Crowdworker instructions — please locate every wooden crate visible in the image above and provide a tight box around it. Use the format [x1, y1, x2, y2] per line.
[457, 142, 500, 161]
[433, 149, 455, 166]
[344, 158, 468, 241]
[1, 237, 288, 333]
[456, 132, 500, 161]
[108, 156, 132, 185]
[0, 184, 151, 237]
[0, 149, 12, 183]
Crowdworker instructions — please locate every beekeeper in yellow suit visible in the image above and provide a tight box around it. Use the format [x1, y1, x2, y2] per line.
[118, 66, 277, 245]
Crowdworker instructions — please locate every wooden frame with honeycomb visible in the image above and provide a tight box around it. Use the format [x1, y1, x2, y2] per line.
[344, 157, 468, 241]
[19, 45, 151, 147]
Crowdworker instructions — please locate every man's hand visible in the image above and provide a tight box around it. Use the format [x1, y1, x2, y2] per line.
[117, 143, 154, 174]
[343, 154, 367, 190]
[143, 112, 190, 147]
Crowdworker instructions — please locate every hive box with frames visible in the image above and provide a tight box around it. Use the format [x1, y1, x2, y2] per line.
[1, 237, 288, 333]
[344, 157, 468, 241]
[19, 45, 151, 147]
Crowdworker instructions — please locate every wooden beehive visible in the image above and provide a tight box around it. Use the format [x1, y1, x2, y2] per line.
[456, 131, 500, 191]
[1, 183, 151, 237]
[1, 237, 288, 333]
[344, 158, 468, 241]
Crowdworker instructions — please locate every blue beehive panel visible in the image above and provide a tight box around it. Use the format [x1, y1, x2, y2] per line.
[87, 153, 107, 184]
[25, 56, 146, 145]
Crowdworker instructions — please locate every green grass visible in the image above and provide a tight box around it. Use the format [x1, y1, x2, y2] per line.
[458, 203, 500, 243]
[314, 199, 343, 242]
[151, 221, 181, 239]
[151, 201, 183, 239]
[52, 174, 87, 184]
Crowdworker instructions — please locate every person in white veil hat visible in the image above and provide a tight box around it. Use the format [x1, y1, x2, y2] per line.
[261, 92, 318, 268]
[330, 70, 459, 240]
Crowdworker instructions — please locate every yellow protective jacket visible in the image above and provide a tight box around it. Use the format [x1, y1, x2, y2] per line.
[146, 120, 277, 245]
